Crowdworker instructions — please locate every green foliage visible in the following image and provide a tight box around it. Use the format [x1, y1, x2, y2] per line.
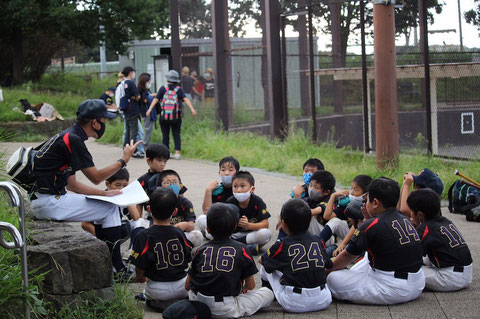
[0, 72, 118, 121]
[52, 285, 143, 319]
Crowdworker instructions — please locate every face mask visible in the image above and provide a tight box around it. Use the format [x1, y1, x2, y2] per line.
[108, 93, 114, 97]
[221, 175, 233, 187]
[308, 188, 324, 201]
[302, 173, 312, 186]
[167, 184, 180, 195]
[349, 193, 364, 201]
[146, 82, 151, 89]
[94, 120, 106, 139]
[233, 187, 252, 202]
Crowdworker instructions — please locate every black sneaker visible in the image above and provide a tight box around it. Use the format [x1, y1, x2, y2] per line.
[132, 152, 145, 159]
[146, 299, 164, 313]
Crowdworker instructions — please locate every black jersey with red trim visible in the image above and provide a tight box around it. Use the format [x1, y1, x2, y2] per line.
[212, 186, 233, 204]
[138, 171, 156, 192]
[261, 233, 333, 288]
[417, 216, 472, 268]
[129, 225, 192, 282]
[170, 196, 196, 225]
[34, 124, 94, 195]
[305, 194, 331, 225]
[346, 208, 423, 273]
[188, 239, 258, 297]
[226, 194, 271, 233]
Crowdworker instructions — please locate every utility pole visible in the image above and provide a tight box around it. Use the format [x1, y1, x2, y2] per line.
[373, 0, 399, 169]
[169, 0, 181, 72]
[458, 0, 464, 51]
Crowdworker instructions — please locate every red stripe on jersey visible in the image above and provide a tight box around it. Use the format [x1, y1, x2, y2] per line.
[63, 133, 72, 153]
[320, 240, 326, 250]
[59, 163, 68, 171]
[365, 218, 379, 232]
[271, 242, 284, 258]
[434, 255, 440, 267]
[242, 247, 253, 261]
[421, 225, 429, 241]
[140, 240, 149, 257]
[184, 237, 192, 249]
[141, 181, 145, 187]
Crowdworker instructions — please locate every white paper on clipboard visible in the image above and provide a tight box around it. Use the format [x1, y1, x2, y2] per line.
[86, 181, 149, 206]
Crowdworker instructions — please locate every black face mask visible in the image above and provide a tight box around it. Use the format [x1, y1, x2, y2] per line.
[94, 119, 106, 139]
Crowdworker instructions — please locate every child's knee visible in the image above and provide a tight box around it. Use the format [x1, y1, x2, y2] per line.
[256, 229, 272, 246]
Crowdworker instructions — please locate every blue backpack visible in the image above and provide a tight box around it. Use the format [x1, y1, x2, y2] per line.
[448, 179, 480, 215]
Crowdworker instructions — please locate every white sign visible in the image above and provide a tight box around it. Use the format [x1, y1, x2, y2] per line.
[461, 112, 474, 134]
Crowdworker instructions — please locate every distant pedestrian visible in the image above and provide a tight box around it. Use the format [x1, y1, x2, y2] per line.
[138, 73, 156, 148]
[181, 66, 194, 101]
[203, 68, 215, 104]
[146, 70, 197, 160]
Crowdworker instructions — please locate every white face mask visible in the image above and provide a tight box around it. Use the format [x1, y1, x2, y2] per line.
[146, 82, 151, 89]
[349, 193, 366, 201]
[108, 93, 114, 97]
[221, 175, 233, 187]
[233, 187, 252, 203]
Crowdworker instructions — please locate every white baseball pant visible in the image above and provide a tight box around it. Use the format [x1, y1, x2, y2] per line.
[308, 217, 334, 246]
[196, 214, 213, 239]
[325, 217, 349, 240]
[185, 230, 204, 247]
[327, 256, 425, 305]
[260, 267, 331, 313]
[231, 229, 272, 246]
[423, 257, 472, 292]
[31, 193, 121, 228]
[144, 276, 188, 301]
[188, 288, 274, 318]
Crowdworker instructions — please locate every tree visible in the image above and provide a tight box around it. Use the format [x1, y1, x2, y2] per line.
[465, 0, 480, 34]
[0, 0, 170, 84]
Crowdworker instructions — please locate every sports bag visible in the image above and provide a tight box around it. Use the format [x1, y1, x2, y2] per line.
[116, 81, 129, 112]
[448, 179, 480, 215]
[160, 86, 181, 123]
[6, 143, 45, 194]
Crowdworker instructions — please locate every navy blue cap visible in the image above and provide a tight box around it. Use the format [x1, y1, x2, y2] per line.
[77, 99, 117, 119]
[345, 198, 364, 221]
[107, 86, 116, 92]
[163, 300, 211, 319]
[413, 168, 444, 195]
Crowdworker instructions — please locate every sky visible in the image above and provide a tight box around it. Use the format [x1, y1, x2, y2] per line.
[241, 0, 479, 53]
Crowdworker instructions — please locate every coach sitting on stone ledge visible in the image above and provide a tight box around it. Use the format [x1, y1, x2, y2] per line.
[30, 99, 140, 277]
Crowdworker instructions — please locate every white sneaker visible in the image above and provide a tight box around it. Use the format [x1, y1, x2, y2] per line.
[173, 153, 181, 160]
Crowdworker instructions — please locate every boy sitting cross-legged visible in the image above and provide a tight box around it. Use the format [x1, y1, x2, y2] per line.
[259, 198, 333, 313]
[156, 169, 203, 247]
[129, 188, 192, 302]
[186, 203, 274, 318]
[225, 171, 272, 254]
[408, 188, 473, 292]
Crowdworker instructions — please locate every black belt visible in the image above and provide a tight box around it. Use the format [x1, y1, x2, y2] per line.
[453, 266, 464, 273]
[193, 290, 225, 302]
[394, 271, 409, 280]
[292, 284, 326, 294]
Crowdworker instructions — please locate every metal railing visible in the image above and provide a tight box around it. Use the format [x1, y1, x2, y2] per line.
[0, 182, 30, 319]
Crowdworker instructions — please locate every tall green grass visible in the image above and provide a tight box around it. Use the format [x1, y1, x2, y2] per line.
[0, 72, 118, 122]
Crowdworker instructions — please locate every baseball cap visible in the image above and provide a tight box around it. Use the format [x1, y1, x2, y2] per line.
[162, 300, 211, 319]
[345, 198, 364, 221]
[77, 99, 117, 120]
[413, 168, 444, 195]
[107, 86, 116, 92]
[165, 70, 180, 83]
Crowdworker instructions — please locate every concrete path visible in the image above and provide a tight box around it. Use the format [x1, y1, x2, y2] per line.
[3, 140, 480, 319]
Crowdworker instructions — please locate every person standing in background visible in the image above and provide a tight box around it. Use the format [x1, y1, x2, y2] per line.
[138, 73, 157, 148]
[203, 68, 215, 104]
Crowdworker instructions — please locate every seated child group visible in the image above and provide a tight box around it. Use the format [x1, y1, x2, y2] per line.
[98, 143, 473, 317]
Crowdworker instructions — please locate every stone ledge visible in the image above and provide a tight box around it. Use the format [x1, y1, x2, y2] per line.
[27, 220, 113, 305]
[0, 118, 75, 137]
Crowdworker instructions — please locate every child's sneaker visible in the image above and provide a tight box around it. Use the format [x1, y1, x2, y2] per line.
[173, 153, 181, 160]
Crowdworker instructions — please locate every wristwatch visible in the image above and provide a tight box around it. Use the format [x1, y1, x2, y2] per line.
[117, 159, 127, 168]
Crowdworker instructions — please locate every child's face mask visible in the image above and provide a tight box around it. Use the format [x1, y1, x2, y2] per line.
[233, 187, 253, 202]
[167, 184, 180, 195]
[221, 175, 233, 186]
[308, 187, 324, 201]
[302, 173, 312, 186]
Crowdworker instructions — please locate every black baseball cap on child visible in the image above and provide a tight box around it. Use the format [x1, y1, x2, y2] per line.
[77, 99, 117, 119]
[413, 168, 444, 195]
[162, 300, 211, 319]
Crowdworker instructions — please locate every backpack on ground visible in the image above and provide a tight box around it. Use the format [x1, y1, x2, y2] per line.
[115, 81, 129, 112]
[6, 143, 44, 194]
[160, 86, 181, 123]
[448, 179, 480, 218]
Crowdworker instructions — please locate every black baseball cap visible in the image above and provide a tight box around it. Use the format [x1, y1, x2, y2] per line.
[345, 198, 364, 221]
[107, 86, 116, 92]
[77, 99, 117, 119]
[162, 300, 211, 319]
[413, 168, 444, 195]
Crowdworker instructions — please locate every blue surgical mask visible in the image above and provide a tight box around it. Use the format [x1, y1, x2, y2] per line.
[302, 173, 312, 186]
[167, 184, 180, 195]
[221, 175, 233, 187]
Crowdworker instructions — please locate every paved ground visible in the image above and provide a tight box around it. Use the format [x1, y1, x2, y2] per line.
[4, 141, 480, 319]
